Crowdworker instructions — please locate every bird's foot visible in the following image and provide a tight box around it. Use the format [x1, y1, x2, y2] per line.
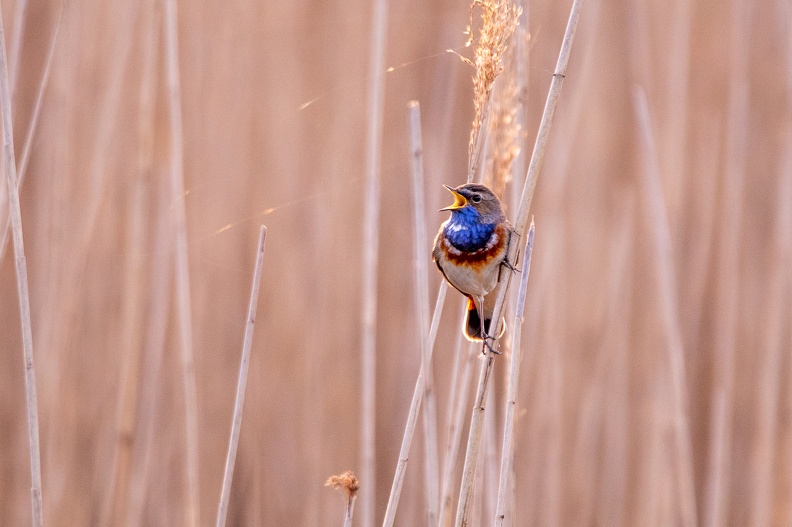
[501, 258, 520, 274]
[480, 332, 502, 355]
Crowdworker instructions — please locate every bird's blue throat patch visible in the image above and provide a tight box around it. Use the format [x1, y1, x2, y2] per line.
[444, 207, 496, 252]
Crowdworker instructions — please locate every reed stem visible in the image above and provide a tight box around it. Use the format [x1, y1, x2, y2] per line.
[493, 222, 534, 527]
[382, 284, 447, 527]
[408, 101, 441, 525]
[0, 5, 43, 525]
[163, 0, 201, 523]
[216, 226, 268, 527]
[359, 0, 389, 523]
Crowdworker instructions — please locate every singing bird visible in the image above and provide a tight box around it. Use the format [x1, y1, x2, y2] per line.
[432, 183, 514, 345]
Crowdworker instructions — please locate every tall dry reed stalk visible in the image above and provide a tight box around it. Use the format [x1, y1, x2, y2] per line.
[494, 221, 534, 527]
[15, 5, 62, 194]
[509, 0, 528, 214]
[593, 198, 635, 527]
[0, 5, 43, 526]
[748, 8, 792, 523]
[126, 189, 175, 527]
[703, 1, 752, 525]
[662, 0, 692, 220]
[8, 0, 27, 98]
[633, 86, 697, 527]
[216, 226, 267, 527]
[72, 2, 139, 259]
[103, 181, 147, 525]
[0, 5, 62, 266]
[437, 303, 475, 527]
[382, 283, 448, 527]
[407, 101, 441, 525]
[360, 0, 389, 524]
[163, 0, 201, 523]
[748, 147, 792, 526]
[102, 4, 160, 524]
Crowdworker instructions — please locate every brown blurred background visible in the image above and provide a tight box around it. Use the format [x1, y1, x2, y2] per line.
[1, 0, 791, 525]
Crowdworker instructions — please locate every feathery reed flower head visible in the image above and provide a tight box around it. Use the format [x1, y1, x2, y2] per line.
[456, 0, 521, 169]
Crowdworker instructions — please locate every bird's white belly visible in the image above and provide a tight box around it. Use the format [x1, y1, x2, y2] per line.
[442, 258, 500, 297]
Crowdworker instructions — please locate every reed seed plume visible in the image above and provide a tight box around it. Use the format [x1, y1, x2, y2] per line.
[484, 44, 521, 198]
[456, 0, 520, 173]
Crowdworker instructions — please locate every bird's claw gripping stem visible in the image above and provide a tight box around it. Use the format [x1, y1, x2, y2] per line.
[501, 258, 520, 273]
[480, 332, 501, 355]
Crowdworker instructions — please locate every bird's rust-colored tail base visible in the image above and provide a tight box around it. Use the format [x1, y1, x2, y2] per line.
[463, 296, 505, 342]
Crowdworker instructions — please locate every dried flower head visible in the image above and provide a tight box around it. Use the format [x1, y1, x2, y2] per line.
[325, 470, 360, 498]
[457, 0, 521, 173]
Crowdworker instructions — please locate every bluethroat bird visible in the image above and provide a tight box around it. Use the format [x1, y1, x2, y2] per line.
[433, 183, 515, 347]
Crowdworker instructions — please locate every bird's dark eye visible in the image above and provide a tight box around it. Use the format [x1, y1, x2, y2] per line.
[470, 194, 482, 203]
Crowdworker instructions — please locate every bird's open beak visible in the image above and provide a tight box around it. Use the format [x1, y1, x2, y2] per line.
[440, 185, 467, 211]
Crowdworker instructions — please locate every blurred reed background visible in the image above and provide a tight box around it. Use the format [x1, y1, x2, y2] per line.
[0, 0, 791, 525]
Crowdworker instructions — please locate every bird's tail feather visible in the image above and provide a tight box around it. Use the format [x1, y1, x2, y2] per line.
[464, 296, 505, 342]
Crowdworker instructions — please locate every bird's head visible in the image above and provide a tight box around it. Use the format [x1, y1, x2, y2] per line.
[440, 183, 505, 224]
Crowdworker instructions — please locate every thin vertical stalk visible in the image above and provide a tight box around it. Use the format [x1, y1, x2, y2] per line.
[0, 4, 63, 265]
[16, 4, 63, 193]
[103, 182, 147, 526]
[360, 0, 389, 524]
[409, 101, 441, 525]
[494, 222, 534, 527]
[455, 2, 584, 525]
[74, 2, 141, 256]
[163, 0, 200, 524]
[437, 303, 475, 527]
[344, 496, 358, 527]
[633, 87, 698, 527]
[593, 198, 635, 527]
[751, 6, 792, 523]
[103, 5, 159, 523]
[510, 0, 528, 214]
[455, 344, 496, 527]
[382, 284, 447, 527]
[748, 146, 792, 527]
[703, 1, 751, 524]
[469, 107, 493, 183]
[8, 0, 27, 98]
[510, 0, 582, 238]
[481, 356, 499, 524]
[125, 190, 175, 527]
[663, 0, 692, 216]
[216, 226, 268, 527]
[0, 5, 43, 526]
